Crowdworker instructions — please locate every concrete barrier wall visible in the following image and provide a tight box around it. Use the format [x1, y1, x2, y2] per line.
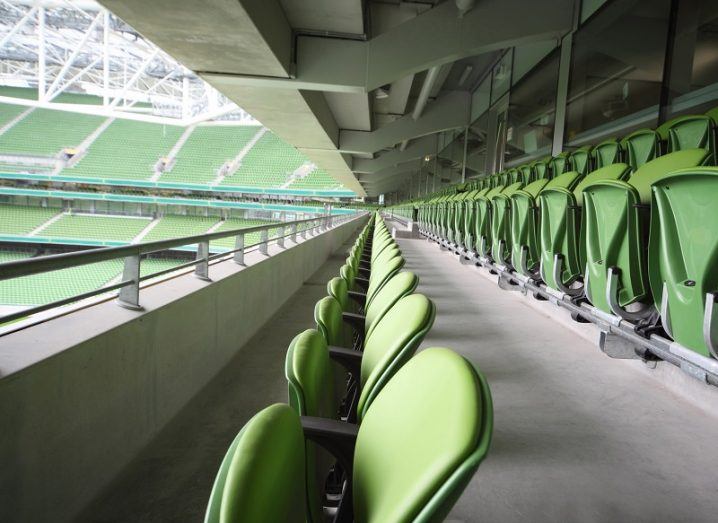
[0, 215, 367, 522]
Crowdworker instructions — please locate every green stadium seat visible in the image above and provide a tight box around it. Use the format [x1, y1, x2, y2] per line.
[591, 139, 622, 169]
[510, 178, 549, 277]
[327, 276, 350, 312]
[316, 293, 435, 422]
[284, 329, 342, 521]
[539, 165, 631, 295]
[570, 146, 593, 175]
[648, 167, 718, 358]
[620, 128, 661, 171]
[582, 149, 709, 318]
[338, 271, 419, 348]
[531, 156, 551, 180]
[461, 188, 482, 252]
[657, 114, 716, 161]
[470, 187, 494, 257]
[220, 348, 493, 522]
[204, 403, 306, 523]
[550, 151, 571, 177]
[475, 184, 503, 256]
[490, 181, 523, 264]
[518, 164, 534, 185]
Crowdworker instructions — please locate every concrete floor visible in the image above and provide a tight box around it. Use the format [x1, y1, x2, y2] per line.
[79, 231, 718, 522]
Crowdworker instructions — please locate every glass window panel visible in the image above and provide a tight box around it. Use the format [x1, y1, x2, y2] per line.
[505, 49, 560, 165]
[491, 51, 513, 104]
[667, 0, 718, 115]
[565, 0, 671, 143]
[471, 75, 491, 121]
[465, 111, 489, 179]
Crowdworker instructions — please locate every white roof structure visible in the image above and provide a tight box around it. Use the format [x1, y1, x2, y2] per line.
[0, 0, 259, 125]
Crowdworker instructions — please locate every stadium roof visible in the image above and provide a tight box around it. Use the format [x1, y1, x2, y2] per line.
[0, 0, 257, 125]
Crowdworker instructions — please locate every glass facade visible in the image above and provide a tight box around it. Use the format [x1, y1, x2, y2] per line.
[667, 0, 718, 114]
[441, 0, 718, 191]
[564, 0, 671, 143]
[505, 49, 560, 164]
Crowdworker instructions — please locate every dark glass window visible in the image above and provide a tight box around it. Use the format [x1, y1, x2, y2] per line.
[491, 51, 513, 104]
[465, 112, 489, 178]
[505, 49, 560, 164]
[564, 0, 671, 143]
[667, 0, 718, 115]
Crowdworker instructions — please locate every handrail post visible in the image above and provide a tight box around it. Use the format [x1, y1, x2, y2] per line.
[195, 240, 211, 281]
[277, 225, 285, 248]
[234, 233, 245, 265]
[260, 228, 269, 255]
[290, 223, 297, 243]
[301, 223, 307, 239]
[117, 254, 142, 310]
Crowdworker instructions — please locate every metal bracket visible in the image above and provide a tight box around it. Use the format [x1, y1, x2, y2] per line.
[599, 331, 641, 359]
[194, 240, 211, 282]
[518, 245, 539, 280]
[606, 266, 654, 322]
[259, 229, 269, 255]
[117, 254, 143, 310]
[233, 233, 245, 266]
[552, 253, 583, 296]
[703, 291, 718, 359]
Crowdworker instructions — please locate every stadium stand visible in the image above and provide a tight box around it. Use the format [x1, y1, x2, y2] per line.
[0, 204, 60, 235]
[0, 250, 184, 306]
[228, 131, 306, 187]
[0, 108, 104, 156]
[141, 215, 218, 243]
[69, 119, 184, 180]
[41, 213, 151, 243]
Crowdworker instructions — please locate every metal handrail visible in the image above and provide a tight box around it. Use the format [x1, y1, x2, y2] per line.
[0, 212, 363, 324]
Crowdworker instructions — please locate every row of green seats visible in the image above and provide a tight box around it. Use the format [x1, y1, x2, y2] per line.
[410, 108, 718, 361]
[205, 213, 494, 522]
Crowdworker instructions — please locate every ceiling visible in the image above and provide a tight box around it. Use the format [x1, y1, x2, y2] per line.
[97, 0, 575, 198]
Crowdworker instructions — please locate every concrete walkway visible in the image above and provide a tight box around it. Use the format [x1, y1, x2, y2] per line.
[78, 228, 718, 522]
[399, 234, 718, 523]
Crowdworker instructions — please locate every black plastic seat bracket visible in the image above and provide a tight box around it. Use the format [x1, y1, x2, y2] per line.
[328, 345, 362, 379]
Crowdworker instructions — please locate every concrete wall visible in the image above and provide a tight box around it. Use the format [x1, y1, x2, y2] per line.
[0, 215, 367, 522]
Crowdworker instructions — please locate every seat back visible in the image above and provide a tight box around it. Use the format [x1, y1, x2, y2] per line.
[205, 404, 306, 523]
[621, 128, 661, 171]
[550, 152, 571, 177]
[470, 188, 492, 254]
[510, 178, 549, 276]
[353, 348, 493, 523]
[490, 181, 522, 263]
[538, 171, 585, 290]
[659, 114, 715, 156]
[649, 167, 718, 358]
[366, 254, 405, 307]
[570, 146, 593, 175]
[285, 330, 340, 522]
[314, 295, 350, 348]
[582, 149, 709, 314]
[327, 276, 349, 311]
[365, 271, 419, 339]
[591, 139, 622, 168]
[339, 263, 356, 291]
[357, 294, 435, 419]
[532, 156, 551, 180]
[518, 164, 534, 185]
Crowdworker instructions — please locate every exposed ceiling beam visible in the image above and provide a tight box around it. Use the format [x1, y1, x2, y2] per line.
[340, 91, 469, 154]
[201, 0, 573, 93]
[352, 135, 438, 174]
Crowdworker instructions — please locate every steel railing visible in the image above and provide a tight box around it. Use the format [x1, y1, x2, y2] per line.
[0, 212, 364, 325]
